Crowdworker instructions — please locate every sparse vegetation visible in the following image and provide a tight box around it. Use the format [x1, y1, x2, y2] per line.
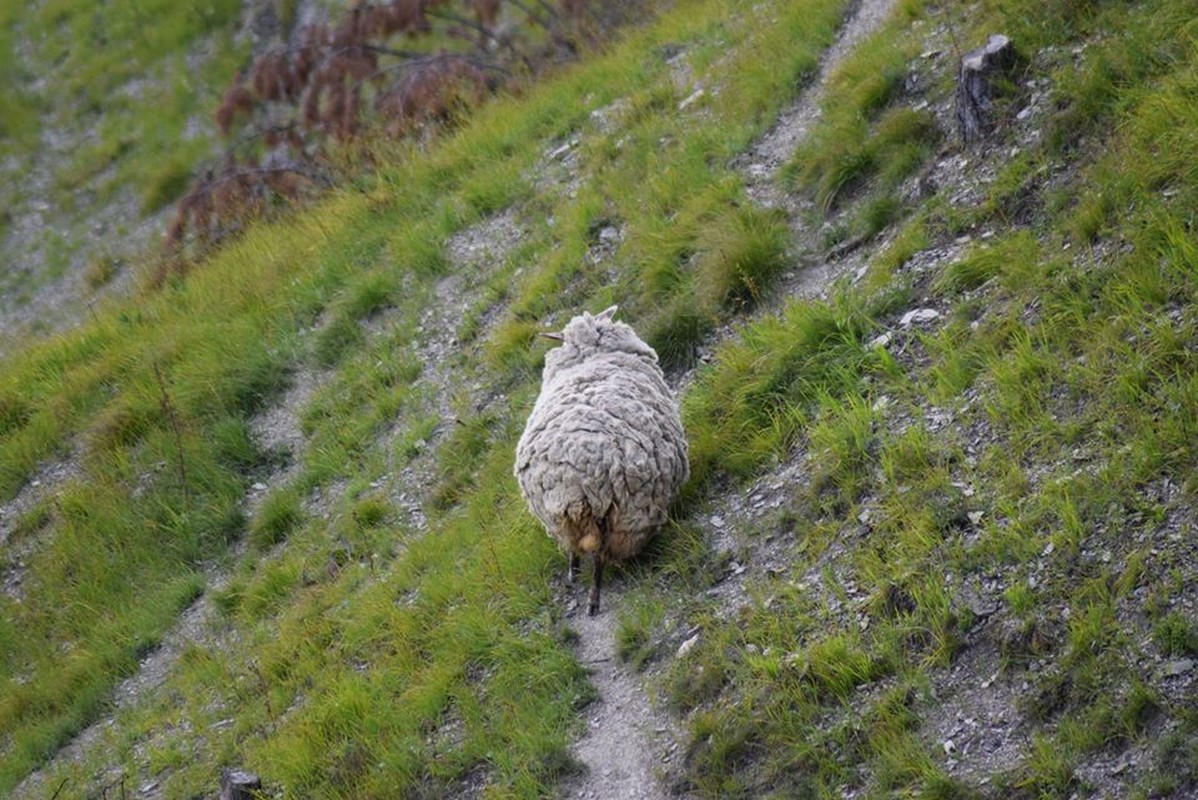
[4, 0, 1198, 797]
[0, 0, 249, 329]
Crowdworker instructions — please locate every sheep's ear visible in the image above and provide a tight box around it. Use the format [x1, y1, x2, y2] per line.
[597, 305, 618, 321]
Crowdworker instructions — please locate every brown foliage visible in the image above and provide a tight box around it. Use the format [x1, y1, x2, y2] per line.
[168, 0, 624, 262]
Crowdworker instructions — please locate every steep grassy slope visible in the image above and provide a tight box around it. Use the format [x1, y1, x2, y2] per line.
[0, 0, 248, 339]
[3, 0, 1198, 797]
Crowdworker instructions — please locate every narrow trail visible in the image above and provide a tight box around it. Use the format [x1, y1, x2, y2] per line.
[0, 449, 82, 602]
[564, 579, 677, 800]
[742, 0, 897, 207]
[742, 0, 901, 300]
[563, 0, 898, 795]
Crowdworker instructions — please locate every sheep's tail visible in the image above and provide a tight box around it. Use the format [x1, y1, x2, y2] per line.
[578, 524, 601, 554]
[563, 503, 616, 555]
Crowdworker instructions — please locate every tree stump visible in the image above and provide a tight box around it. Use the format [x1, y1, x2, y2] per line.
[219, 769, 263, 800]
[955, 34, 1017, 144]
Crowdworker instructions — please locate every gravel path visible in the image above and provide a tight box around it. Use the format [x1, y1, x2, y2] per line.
[561, 0, 899, 795]
[564, 580, 676, 800]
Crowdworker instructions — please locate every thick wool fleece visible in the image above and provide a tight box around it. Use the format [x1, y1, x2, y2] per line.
[515, 308, 689, 562]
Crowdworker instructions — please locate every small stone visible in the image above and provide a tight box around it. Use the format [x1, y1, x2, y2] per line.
[943, 739, 957, 756]
[900, 308, 941, 326]
[869, 332, 893, 348]
[710, 514, 726, 529]
[678, 88, 705, 110]
[967, 511, 984, 526]
[677, 633, 701, 658]
[1165, 658, 1194, 677]
[219, 769, 262, 800]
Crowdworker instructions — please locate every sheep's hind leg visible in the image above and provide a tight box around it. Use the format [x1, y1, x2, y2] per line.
[567, 553, 580, 585]
[588, 554, 604, 616]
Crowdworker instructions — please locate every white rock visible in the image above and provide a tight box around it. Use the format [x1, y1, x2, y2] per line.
[677, 633, 701, 658]
[900, 308, 940, 326]
[1165, 658, 1194, 677]
[677, 88, 705, 111]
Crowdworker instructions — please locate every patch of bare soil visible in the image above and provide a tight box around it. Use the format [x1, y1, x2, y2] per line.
[0, 449, 82, 602]
[741, 0, 899, 211]
[377, 207, 525, 533]
[563, 581, 678, 800]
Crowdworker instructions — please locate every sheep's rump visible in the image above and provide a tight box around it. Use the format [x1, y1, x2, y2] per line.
[515, 351, 688, 561]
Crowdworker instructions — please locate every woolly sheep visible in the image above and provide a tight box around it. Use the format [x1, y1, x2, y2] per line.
[514, 306, 689, 615]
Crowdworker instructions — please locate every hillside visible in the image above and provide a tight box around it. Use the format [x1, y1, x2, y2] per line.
[3, 0, 1198, 797]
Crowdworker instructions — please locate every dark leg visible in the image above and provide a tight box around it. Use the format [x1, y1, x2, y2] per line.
[568, 552, 580, 585]
[588, 554, 604, 616]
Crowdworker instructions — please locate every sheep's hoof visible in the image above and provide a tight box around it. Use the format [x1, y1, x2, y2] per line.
[587, 600, 600, 616]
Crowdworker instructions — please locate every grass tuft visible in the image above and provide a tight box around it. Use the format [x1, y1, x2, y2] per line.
[693, 205, 791, 312]
[251, 488, 303, 549]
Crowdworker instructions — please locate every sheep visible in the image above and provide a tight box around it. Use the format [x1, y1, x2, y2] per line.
[514, 306, 689, 615]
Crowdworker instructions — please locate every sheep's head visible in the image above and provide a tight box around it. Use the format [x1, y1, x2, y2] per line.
[541, 306, 656, 376]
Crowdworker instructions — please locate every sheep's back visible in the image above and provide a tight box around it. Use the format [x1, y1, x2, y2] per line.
[515, 353, 687, 557]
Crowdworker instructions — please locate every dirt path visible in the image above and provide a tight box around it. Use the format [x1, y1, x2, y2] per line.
[742, 0, 897, 209]
[563, 579, 676, 800]
[562, 0, 899, 795]
[740, 0, 901, 301]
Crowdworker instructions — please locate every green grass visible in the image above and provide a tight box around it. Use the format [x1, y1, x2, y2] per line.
[7, 0, 1198, 795]
[624, 0, 1198, 794]
[784, 17, 933, 211]
[693, 205, 792, 311]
